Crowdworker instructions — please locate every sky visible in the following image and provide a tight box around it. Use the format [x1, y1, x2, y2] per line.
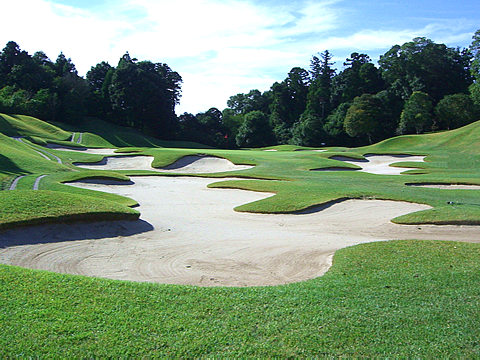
[0, 0, 479, 114]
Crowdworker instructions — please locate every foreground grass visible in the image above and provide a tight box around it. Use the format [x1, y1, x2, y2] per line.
[1, 240, 479, 357]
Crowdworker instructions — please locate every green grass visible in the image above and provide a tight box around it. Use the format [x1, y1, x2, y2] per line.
[52, 117, 211, 149]
[1, 113, 480, 226]
[0, 113, 71, 140]
[1, 240, 479, 357]
[0, 190, 138, 230]
[1, 114, 480, 357]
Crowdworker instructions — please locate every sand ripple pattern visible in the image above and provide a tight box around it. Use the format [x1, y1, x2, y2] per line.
[1, 176, 479, 287]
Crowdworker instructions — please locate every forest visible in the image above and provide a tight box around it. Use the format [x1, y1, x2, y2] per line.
[1, 29, 480, 148]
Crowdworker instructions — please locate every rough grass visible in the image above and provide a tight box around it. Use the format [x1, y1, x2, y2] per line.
[1, 240, 479, 357]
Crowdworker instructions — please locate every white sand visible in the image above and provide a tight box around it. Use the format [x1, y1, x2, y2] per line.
[407, 184, 480, 190]
[75, 155, 253, 173]
[47, 144, 118, 156]
[1, 176, 479, 287]
[318, 154, 426, 175]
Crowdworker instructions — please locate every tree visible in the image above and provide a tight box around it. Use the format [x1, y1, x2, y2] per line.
[222, 108, 244, 148]
[305, 50, 335, 117]
[108, 53, 182, 137]
[226, 89, 270, 115]
[87, 61, 112, 93]
[196, 107, 229, 147]
[236, 111, 274, 147]
[324, 102, 351, 145]
[470, 29, 480, 106]
[290, 110, 326, 146]
[344, 94, 383, 143]
[55, 52, 78, 77]
[379, 37, 473, 102]
[0, 41, 50, 92]
[270, 67, 309, 142]
[397, 91, 433, 134]
[331, 53, 383, 106]
[435, 93, 479, 130]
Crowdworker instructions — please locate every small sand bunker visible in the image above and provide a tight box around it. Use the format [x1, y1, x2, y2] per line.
[1, 176, 479, 287]
[264, 149, 277, 152]
[47, 144, 118, 156]
[313, 154, 425, 175]
[75, 155, 253, 173]
[407, 183, 480, 190]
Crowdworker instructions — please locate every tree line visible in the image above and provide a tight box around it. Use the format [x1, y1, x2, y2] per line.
[1, 31, 480, 148]
[214, 33, 480, 148]
[0, 42, 181, 138]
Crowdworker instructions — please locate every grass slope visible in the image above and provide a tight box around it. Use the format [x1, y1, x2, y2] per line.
[0, 114, 71, 140]
[53, 117, 211, 149]
[1, 115, 480, 357]
[1, 113, 480, 227]
[1, 240, 479, 357]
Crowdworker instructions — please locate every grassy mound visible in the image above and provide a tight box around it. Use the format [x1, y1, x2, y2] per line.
[0, 190, 138, 230]
[0, 114, 71, 140]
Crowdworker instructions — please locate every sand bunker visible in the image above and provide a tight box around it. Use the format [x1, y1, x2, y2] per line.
[313, 154, 425, 175]
[1, 176, 479, 287]
[75, 155, 253, 173]
[46, 144, 118, 156]
[406, 183, 480, 190]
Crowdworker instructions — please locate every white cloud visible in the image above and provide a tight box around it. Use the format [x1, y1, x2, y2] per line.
[0, 0, 476, 114]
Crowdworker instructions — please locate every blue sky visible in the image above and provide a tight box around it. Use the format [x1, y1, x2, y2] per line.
[1, 0, 479, 114]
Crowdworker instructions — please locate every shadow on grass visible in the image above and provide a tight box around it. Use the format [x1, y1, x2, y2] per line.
[0, 154, 30, 175]
[0, 219, 153, 247]
[294, 198, 348, 214]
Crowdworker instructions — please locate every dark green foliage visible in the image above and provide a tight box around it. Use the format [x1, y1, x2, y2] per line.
[470, 29, 480, 81]
[344, 94, 384, 143]
[290, 110, 326, 146]
[378, 37, 472, 102]
[398, 91, 433, 134]
[324, 102, 351, 145]
[270, 68, 310, 142]
[305, 50, 335, 117]
[435, 93, 479, 129]
[331, 53, 383, 106]
[0, 42, 182, 141]
[108, 53, 182, 138]
[236, 110, 275, 147]
[226, 89, 271, 115]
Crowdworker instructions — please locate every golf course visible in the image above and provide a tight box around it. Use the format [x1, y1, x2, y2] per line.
[1, 113, 480, 356]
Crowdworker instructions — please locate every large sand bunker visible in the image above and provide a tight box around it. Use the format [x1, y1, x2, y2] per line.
[313, 154, 425, 175]
[1, 176, 479, 287]
[75, 155, 253, 173]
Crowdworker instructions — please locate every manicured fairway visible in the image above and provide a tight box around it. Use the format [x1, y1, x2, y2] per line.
[1, 114, 480, 357]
